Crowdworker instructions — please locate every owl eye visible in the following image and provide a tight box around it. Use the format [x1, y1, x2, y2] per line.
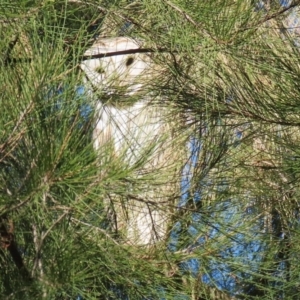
[95, 66, 105, 74]
[125, 57, 134, 67]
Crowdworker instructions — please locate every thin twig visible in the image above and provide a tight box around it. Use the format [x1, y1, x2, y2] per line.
[70, 217, 120, 245]
[165, 0, 198, 26]
[0, 101, 34, 159]
[41, 211, 69, 243]
[164, 0, 217, 42]
[32, 224, 44, 297]
[83, 47, 176, 58]
[259, 0, 300, 25]
[233, 1, 300, 35]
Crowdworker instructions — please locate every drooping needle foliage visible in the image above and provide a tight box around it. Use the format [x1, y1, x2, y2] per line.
[1, 0, 300, 299]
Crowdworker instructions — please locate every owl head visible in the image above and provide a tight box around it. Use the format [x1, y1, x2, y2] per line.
[81, 37, 154, 97]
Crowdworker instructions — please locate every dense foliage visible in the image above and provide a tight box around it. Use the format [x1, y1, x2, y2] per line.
[1, 0, 300, 299]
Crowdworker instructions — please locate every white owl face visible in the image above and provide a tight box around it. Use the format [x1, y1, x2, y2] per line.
[80, 37, 152, 95]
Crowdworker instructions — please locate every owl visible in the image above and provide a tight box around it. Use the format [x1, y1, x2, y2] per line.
[81, 37, 183, 245]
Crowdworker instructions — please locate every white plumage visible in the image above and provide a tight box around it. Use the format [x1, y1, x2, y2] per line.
[81, 37, 182, 245]
[81, 37, 151, 95]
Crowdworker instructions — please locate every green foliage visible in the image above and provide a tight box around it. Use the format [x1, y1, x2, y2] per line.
[1, 0, 300, 299]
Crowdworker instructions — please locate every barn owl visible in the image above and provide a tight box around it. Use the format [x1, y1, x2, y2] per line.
[81, 37, 183, 245]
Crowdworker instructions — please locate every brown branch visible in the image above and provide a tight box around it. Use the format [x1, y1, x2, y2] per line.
[0, 218, 32, 281]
